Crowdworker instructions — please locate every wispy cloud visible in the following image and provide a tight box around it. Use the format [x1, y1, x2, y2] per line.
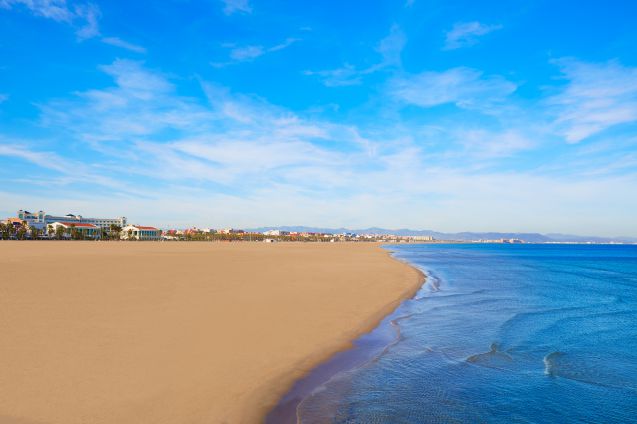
[0, 0, 101, 39]
[229, 45, 264, 61]
[376, 24, 406, 67]
[455, 129, 536, 159]
[0, 93, 8, 103]
[212, 38, 299, 67]
[0, 143, 69, 173]
[389, 67, 516, 109]
[3, 58, 636, 234]
[305, 25, 405, 87]
[39, 59, 198, 142]
[73, 2, 99, 39]
[444, 21, 502, 50]
[221, 0, 251, 15]
[549, 58, 637, 143]
[303, 64, 363, 87]
[18, 59, 451, 226]
[101, 36, 146, 53]
[0, 0, 74, 22]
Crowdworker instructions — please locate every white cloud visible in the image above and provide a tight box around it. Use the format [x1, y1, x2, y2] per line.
[549, 59, 637, 143]
[98, 59, 172, 96]
[305, 25, 405, 87]
[3, 165, 636, 235]
[376, 24, 406, 67]
[221, 0, 251, 15]
[0, 0, 74, 22]
[269, 37, 299, 52]
[101, 36, 146, 54]
[4, 59, 636, 236]
[303, 64, 363, 87]
[456, 129, 536, 158]
[213, 38, 298, 66]
[0, 143, 69, 173]
[74, 2, 99, 39]
[0, 93, 8, 103]
[0, 141, 148, 195]
[444, 21, 502, 50]
[35, 59, 381, 191]
[389, 67, 516, 109]
[1, 0, 101, 39]
[229, 45, 264, 61]
[39, 59, 198, 142]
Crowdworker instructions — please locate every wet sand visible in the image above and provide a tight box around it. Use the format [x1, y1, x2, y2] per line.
[0, 241, 422, 424]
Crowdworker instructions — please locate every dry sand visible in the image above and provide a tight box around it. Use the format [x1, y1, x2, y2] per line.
[0, 241, 422, 424]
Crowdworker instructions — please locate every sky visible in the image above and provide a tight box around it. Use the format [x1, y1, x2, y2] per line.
[0, 0, 636, 236]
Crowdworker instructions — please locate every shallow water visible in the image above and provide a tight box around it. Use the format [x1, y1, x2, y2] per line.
[294, 244, 637, 423]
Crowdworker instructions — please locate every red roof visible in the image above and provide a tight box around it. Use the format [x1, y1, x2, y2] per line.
[133, 226, 159, 231]
[57, 222, 98, 228]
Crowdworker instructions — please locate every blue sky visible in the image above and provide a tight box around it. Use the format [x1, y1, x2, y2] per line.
[1, 0, 636, 236]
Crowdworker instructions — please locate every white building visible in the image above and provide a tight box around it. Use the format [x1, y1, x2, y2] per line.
[120, 225, 161, 240]
[410, 235, 434, 242]
[218, 228, 245, 234]
[262, 230, 290, 236]
[17, 210, 126, 231]
[50, 221, 101, 239]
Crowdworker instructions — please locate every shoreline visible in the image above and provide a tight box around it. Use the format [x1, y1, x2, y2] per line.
[263, 246, 425, 423]
[0, 241, 423, 424]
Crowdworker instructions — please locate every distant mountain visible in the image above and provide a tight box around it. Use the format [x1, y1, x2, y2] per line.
[545, 233, 637, 243]
[247, 226, 636, 243]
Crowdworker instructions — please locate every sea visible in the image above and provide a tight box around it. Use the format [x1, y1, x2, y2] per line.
[268, 243, 637, 423]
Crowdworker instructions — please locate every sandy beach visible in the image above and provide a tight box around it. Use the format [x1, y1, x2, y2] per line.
[0, 241, 422, 424]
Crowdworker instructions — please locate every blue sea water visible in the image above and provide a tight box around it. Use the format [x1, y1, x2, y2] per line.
[295, 244, 637, 423]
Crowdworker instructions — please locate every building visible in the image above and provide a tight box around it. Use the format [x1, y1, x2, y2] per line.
[120, 225, 161, 241]
[218, 228, 245, 234]
[3, 217, 25, 228]
[17, 210, 126, 231]
[262, 230, 290, 236]
[50, 222, 101, 239]
[410, 235, 434, 242]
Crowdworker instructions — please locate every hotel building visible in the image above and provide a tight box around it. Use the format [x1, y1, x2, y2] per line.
[17, 210, 127, 231]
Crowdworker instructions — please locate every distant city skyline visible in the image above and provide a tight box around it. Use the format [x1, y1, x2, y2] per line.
[1, 0, 636, 237]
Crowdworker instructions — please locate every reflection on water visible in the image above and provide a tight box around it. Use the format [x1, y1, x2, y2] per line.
[287, 244, 637, 423]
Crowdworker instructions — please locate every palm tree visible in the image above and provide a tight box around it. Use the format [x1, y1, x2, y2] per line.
[47, 224, 54, 239]
[109, 224, 122, 240]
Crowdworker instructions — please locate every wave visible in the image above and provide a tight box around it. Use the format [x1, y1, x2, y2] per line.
[543, 351, 637, 392]
[543, 351, 564, 377]
[466, 343, 513, 369]
[497, 303, 628, 350]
